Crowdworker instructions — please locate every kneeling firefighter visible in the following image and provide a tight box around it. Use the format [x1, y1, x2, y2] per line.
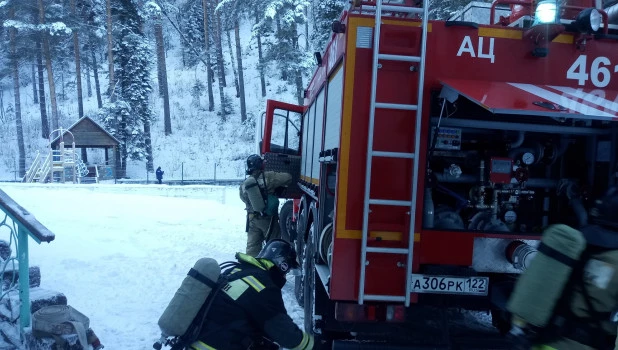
[506, 187, 618, 350]
[188, 239, 313, 350]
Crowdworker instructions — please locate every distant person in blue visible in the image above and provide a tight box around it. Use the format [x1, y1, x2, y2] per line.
[156, 166, 164, 184]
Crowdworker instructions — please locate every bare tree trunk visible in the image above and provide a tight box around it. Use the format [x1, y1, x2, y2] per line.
[212, 1, 227, 118]
[85, 60, 92, 98]
[226, 29, 239, 98]
[255, 7, 266, 97]
[119, 114, 127, 178]
[276, 17, 287, 81]
[71, 0, 84, 118]
[155, 15, 172, 135]
[91, 42, 103, 108]
[202, 0, 214, 111]
[292, 22, 304, 106]
[295, 70, 303, 105]
[32, 62, 38, 104]
[144, 116, 154, 172]
[38, 0, 60, 131]
[155, 33, 164, 96]
[9, 7, 26, 178]
[177, 13, 186, 67]
[106, 0, 115, 100]
[115, 147, 124, 179]
[60, 61, 66, 100]
[214, 3, 226, 87]
[304, 5, 309, 50]
[234, 20, 246, 122]
[36, 39, 50, 138]
[0, 88, 4, 121]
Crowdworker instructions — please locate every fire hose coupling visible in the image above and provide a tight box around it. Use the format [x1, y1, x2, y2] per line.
[506, 241, 538, 270]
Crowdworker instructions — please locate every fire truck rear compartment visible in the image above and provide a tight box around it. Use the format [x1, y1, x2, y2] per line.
[423, 95, 615, 236]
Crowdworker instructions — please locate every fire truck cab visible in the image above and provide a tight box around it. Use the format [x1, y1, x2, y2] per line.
[261, 0, 618, 348]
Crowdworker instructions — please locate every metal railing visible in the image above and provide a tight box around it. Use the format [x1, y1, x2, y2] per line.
[0, 189, 55, 333]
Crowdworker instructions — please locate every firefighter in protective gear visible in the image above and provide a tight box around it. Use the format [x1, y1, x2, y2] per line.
[240, 154, 292, 257]
[189, 239, 314, 350]
[506, 188, 618, 350]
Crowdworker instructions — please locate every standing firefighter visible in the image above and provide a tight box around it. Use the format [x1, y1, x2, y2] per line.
[506, 188, 618, 350]
[240, 154, 292, 257]
[189, 239, 313, 350]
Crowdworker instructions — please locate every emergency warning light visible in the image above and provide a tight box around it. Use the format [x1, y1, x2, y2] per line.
[533, 0, 558, 25]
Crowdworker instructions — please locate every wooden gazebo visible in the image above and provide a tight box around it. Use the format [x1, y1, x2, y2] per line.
[49, 116, 120, 179]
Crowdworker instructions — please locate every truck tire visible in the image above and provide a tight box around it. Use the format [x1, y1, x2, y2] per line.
[303, 222, 316, 334]
[294, 231, 305, 307]
[279, 200, 296, 242]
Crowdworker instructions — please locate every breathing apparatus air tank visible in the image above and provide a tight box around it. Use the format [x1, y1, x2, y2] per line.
[506, 224, 586, 328]
[158, 258, 221, 337]
[244, 177, 266, 213]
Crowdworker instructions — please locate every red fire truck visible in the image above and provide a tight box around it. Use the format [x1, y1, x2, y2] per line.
[261, 0, 618, 348]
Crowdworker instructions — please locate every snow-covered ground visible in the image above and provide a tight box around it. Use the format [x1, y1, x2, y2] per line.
[0, 182, 303, 349]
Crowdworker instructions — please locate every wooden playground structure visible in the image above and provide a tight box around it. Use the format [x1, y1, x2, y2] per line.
[23, 128, 84, 184]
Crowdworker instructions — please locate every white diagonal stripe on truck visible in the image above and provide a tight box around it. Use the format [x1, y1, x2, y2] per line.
[507, 82, 615, 119]
[546, 85, 618, 114]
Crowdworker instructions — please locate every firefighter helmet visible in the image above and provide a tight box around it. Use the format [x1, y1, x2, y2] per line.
[246, 154, 264, 175]
[257, 239, 300, 274]
[589, 187, 618, 230]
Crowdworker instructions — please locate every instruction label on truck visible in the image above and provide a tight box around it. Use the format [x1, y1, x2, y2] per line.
[410, 275, 489, 296]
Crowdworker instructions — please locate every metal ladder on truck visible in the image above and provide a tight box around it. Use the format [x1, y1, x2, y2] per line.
[358, 0, 430, 307]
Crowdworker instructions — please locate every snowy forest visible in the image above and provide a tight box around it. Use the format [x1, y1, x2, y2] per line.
[0, 0, 476, 181]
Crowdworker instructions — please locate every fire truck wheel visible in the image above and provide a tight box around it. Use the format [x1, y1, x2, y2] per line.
[294, 231, 305, 307]
[303, 222, 317, 335]
[279, 200, 296, 242]
[297, 206, 307, 239]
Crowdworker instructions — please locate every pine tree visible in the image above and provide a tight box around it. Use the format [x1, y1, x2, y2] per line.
[310, 0, 346, 53]
[84, 0, 106, 109]
[180, 0, 205, 68]
[6, 3, 26, 178]
[202, 0, 215, 111]
[216, 0, 247, 121]
[70, 0, 84, 119]
[262, 0, 313, 105]
[253, 3, 267, 97]
[429, 0, 475, 20]
[143, 1, 172, 135]
[102, 0, 154, 176]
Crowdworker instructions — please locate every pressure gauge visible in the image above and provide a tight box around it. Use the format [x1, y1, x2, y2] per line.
[522, 152, 535, 165]
[504, 210, 517, 224]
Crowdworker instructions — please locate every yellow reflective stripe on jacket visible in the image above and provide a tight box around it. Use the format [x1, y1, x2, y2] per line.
[290, 332, 314, 350]
[190, 341, 216, 350]
[241, 275, 265, 292]
[531, 345, 557, 350]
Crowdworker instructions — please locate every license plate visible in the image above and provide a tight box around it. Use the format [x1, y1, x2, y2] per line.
[410, 274, 489, 296]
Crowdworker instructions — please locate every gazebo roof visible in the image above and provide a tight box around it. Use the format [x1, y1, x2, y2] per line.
[50, 116, 120, 148]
